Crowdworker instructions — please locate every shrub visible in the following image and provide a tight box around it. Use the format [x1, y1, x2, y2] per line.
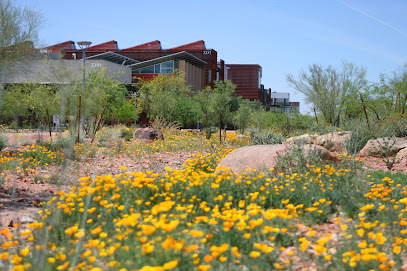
[249, 129, 285, 145]
[0, 133, 9, 151]
[96, 126, 123, 147]
[121, 127, 134, 141]
[149, 117, 180, 131]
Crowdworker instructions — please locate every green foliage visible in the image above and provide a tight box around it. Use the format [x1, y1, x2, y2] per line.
[135, 72, 189, 121]
[372, 137, 397, 170]
[149, 117, 180, 131]
[287, 61, 367, 126]
[275, 143, 327, 174]
[0, 132, 8, 150]
[232, 98, 256, 133]
[121, 127, 134, 141]
[173, 94, 198, 128]
[0, 0, 43, 70]
[95, 126, 124, 148]
[249, 108, 286, 130]
[249, 129, 285, 145]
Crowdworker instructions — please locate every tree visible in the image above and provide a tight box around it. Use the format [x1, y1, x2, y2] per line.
[0, 0, 43, 72]
[0, 0, 43, 124]
[135, 72, 189, 121]
[286, 62, 367, 126]
[58, 68, 132, 135]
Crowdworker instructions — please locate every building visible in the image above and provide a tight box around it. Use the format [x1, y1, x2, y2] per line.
[269, 92, 300, 113]
[2, 39, 300, 112]
[47, 40, 214, 91]
[46, 40, 266, 100]
[224, 64, 262, 101]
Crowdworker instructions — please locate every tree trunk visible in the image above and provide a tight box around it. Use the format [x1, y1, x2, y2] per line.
[313, 107, 319, 124]
[77, 96, 81, 144]
[360, 94, 371, 131]
[205, 110, 210, 139]
[395, 92, 400, 112]
[91, 105, 106, 144]
[219, 111, 222, 144]
[402, 93, 407, 115]
[46, 109, 52, 140]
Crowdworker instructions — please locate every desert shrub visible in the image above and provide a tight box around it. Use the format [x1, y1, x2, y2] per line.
[275, 142, 332, 174]
[249, 129, 285, 145]
[121, 126, 134, 141]
[96, 126, 123, 147]
[341, 119, 375, 154]
[0, 133, 9, 151]
[149, 117, 180, 131]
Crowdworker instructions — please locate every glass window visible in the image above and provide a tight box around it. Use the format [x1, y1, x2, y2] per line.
[133, 61, 174, 74]
[160, 61, 173, 69]
[140, 66, 155, 73]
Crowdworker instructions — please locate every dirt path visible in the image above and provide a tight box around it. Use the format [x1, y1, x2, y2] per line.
[0, 148, 197, 229]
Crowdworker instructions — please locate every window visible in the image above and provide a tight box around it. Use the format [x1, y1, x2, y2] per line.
[133, 61, 174, 74]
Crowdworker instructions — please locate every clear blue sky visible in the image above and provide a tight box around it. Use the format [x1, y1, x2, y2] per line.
[15, 0, 407, 114]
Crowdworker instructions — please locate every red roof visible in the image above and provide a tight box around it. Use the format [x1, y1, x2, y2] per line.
[168, 40, 206, 51]
[87, 40, 118, 51]
[46, 41, 76, 52]
[123, 40, 162, 51]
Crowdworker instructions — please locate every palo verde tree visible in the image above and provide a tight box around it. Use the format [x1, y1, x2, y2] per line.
[0, 0, 43, 121]
[0, 0, 43, 74]
[135, 71, 189, 122]
[58, 68, 133, 136]
[286, 61, 367, 127]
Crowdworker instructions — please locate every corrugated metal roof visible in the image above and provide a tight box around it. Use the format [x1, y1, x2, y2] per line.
[86, 51, 139, 66]
[87, 40, 118, 51]
[123, 40, 162, 51]
[128, 51, 206, 71]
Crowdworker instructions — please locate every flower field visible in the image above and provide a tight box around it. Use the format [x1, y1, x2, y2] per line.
[1, 130, 407, 270]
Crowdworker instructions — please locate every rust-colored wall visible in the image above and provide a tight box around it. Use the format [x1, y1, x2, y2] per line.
[58, 45, 217, 89]
[226, 64, 261, 100]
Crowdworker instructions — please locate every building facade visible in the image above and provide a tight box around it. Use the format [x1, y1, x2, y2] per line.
[2, 39, 300, 111]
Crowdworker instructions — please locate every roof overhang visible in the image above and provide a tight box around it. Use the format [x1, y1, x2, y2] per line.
[128, 51, 206, 72]
[86, 51, 139, 66]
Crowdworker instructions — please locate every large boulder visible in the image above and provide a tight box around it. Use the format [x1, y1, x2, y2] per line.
[286, 134, 317, 145]
[396, 148, 407, 161]
[313, 131, 351, 153]
[217, 144, 338, 173]
[132, 128, 164, 142]
[360, 137, 407, 157]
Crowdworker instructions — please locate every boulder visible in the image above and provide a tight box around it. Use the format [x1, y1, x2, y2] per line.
[300, 144, 340, 165]
[286, 134, 317, 145]
[314, 131, 351, 153]
[360, 137, 407, 157]
[396, 148, 407, 161]
[132, 128, 164, 142]
[217, 144, 338, 173]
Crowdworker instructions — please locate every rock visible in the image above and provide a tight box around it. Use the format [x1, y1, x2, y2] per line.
[360, 137, 407, 157]
[217, 145, 287, 173]
[132, 128, 164, 142]
[286, 134, 317, 145]
[314, 131, 351, 153]
[236, 134, 248, 139]
[20, 216, 34, 223]
[300, 144, 340, 165]
[217, 144, 339, 173]
[396, 148, 407, 161]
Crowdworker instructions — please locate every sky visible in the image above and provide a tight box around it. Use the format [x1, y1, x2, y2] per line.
[15, 0, 407, 114]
